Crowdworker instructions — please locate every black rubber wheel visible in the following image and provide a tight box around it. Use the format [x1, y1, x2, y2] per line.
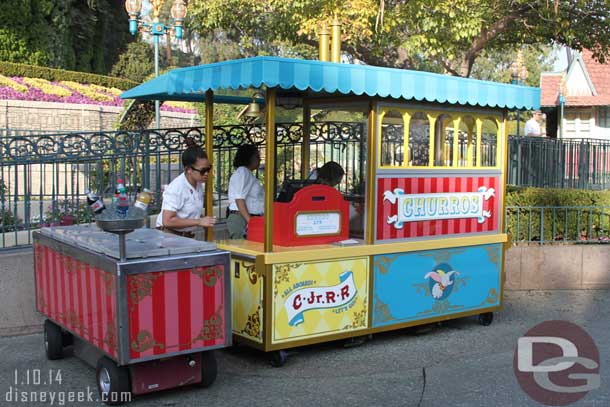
[199, 351, 218, 388]
[44, 320, 63, 360]
[96, 357, 131, 406]
[270, 350, 288, 368]
[61, 330, 74, 347]
[478, 312, 494, 326]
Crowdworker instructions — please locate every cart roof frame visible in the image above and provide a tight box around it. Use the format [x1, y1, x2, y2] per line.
[121, 56, 540, 110]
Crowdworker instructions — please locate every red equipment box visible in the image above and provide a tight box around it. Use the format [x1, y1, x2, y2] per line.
[247, 184, 349, 246]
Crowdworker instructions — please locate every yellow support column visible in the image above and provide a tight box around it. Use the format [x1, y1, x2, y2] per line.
[365, 101, 378, 244]
[452, 118, 460, 167]
[264, 88, 277, 252]
[427, 113, 438, 167]
[402, 112, 411, 168]
[205, 90, 214, 242]
[301, 103, 311, 179]
[475, 118, 483, 167]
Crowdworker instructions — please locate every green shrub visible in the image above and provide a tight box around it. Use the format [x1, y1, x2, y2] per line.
[505, 187, 610, 242]
[0, 61, 138, 90]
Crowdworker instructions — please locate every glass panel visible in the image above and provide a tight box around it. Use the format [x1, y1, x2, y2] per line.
[408, 112, 429, 166]
[380, 110, 404, 167]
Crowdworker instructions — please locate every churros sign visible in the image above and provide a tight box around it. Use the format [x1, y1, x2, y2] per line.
[284, 271, 357, 326]
[383, 186, 495, 228]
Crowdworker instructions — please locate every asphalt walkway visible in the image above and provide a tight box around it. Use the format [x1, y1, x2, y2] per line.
[0, 290, 608, 407]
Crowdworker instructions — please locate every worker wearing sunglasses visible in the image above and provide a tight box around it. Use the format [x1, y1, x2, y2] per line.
[155, 143, 216, 238]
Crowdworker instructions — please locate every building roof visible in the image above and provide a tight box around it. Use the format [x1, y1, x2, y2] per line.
[540, 73, 562, 106]
[541, 49, 610, 107]
[121, 56, 540, 110]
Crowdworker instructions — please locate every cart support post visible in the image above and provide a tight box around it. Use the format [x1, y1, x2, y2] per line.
[301, 103, 311, 179]
[205, 90, 214, 241]
[365, 100, 377, 244]
[264, 88, 277, 252]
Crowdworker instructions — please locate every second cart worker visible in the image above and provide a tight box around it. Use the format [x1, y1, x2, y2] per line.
[227, 144, 264, 239]
[156, 142, 216, 238]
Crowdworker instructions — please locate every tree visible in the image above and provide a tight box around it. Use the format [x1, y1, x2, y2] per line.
[0, 0, 133, 74]
[187, 0, 610, 77]
[470, 45, 556, 86]
[111, 41, 155, 83]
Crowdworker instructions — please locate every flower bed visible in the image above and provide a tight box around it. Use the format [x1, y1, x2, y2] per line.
[0, 76, 197, 113]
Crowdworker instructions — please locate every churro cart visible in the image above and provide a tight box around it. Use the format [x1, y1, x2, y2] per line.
[120, 55, 539, 366]
[33, 221, 230, 404]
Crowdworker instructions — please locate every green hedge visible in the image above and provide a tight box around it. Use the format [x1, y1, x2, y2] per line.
[506, 187, 610, 242]
[0, 61, 138, 90]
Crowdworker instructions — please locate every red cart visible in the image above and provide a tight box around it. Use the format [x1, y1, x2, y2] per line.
[33, 224, 230, 405]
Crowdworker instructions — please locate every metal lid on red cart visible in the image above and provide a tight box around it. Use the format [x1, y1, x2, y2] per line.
[40, 226, 217, 259]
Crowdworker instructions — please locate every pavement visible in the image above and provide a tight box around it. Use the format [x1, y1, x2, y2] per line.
[0, 290, 608, 407]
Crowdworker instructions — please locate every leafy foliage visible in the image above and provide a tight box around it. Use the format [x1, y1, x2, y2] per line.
[506, 187, 610, 242]
[188, 0, 610, 77]
[110, 41, 156, 83]
[0, 0, 133, 74]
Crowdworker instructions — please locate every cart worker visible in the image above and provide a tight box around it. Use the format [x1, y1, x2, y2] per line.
[156, 143, 216, 238]
[227, 144, 264, 239]
[525, 110, 546, 137]
[310, 161, 345, 188]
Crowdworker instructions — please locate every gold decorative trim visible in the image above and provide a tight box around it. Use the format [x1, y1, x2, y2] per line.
[192, 265, 223, 287]
[103, 273, 114, 297]
[479, 288, 498, 306]
[374, 255, 399, 275]
[273, 263, 300, 297]
[373, 294, 396, 324]
[420, 248, 466, 264]
[128, 273, 161, 311]
[483, 245, 499, 265]
[240, 305, 262, 339]
[418, 299, 464, 315]
[342, 306, 368, 330]
[193, 306, 224, 342]
[131, 330, 165, 352]
[244, 262, 260, 285]
[103, 322, 117, 351]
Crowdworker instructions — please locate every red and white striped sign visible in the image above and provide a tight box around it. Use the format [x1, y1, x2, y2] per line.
[376, 176, 499, 240]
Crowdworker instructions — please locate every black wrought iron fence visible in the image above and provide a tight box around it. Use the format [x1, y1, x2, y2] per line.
[507, 136, 610, 189]
[0, 122, 365, 248]
[3, 124, 610, 249]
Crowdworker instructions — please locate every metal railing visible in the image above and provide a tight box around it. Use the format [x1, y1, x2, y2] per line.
[507, 136, 610, 189]
[4, 124, 610, 249]
[505, 205, 610, 244]
[0, 122, 365, 248]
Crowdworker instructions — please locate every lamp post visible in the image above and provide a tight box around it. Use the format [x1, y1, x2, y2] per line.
[125, 0, 187, 129]
[511, 50, 529, 137]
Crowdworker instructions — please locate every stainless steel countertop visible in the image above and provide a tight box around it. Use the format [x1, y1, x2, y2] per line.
[40, 225, 217, 259]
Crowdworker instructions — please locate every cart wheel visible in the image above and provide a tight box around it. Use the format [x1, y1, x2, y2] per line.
[44, 320, 63, 360]
[478, 312, 494, 326]
[96, 357, 131, 406]
[270, 350, 288, 368]
[199, 351, 217, 388]
[61, 330, 74, 347]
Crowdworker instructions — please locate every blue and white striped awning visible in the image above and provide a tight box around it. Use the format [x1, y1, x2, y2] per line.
[121, 56, 540, 110]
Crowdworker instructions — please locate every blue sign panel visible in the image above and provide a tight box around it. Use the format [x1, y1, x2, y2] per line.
[372, 244, 501, 328]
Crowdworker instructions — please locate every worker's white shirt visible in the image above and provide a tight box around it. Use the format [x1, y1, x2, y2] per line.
[155, 173, 204, 231]
[524, 118, 542, 137]
[228, 166, 265, 214]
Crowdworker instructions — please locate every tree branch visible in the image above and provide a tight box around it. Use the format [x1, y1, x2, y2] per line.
[459, 5, 530, 77]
